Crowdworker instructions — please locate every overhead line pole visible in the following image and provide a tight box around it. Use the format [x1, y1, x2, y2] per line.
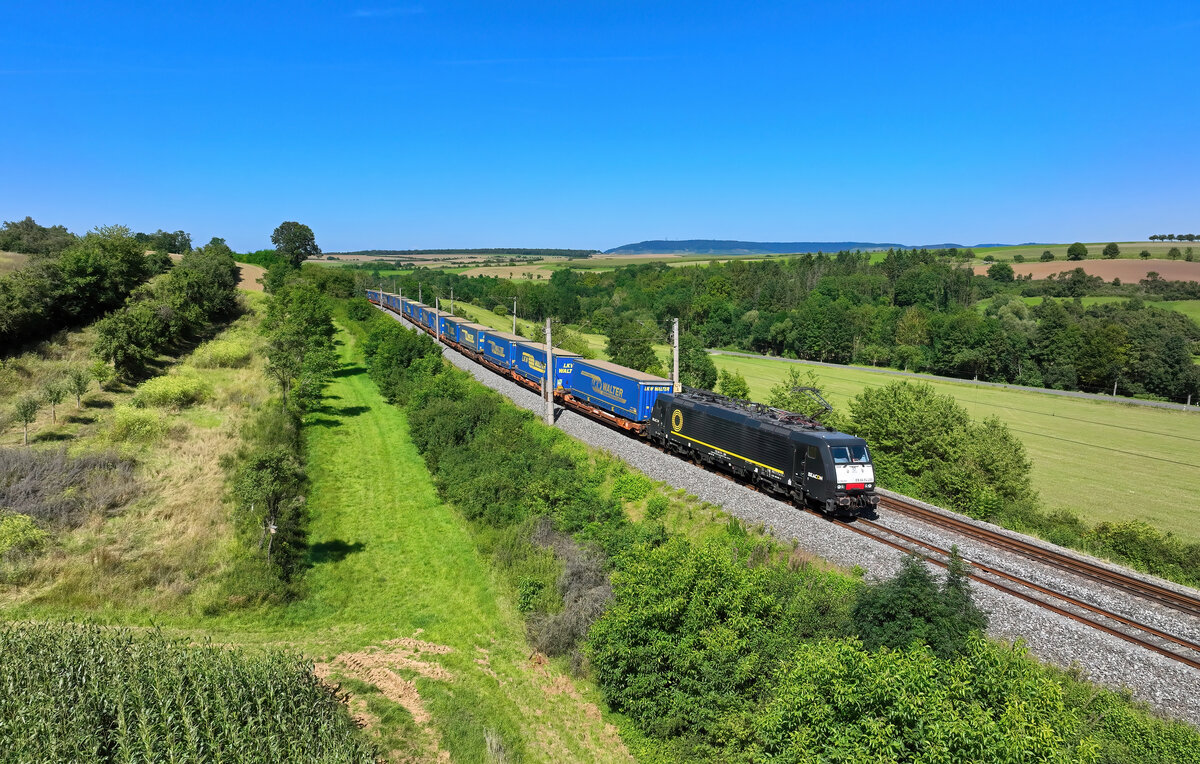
[512, 297, 517, 335]
[672, 318, 680, 394]
[546, 317, 554, 426]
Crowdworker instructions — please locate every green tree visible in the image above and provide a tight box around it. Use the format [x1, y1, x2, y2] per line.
[606, 317, 663, 375]
[14, 393, 41, 446]
[987, 261, 1015, 282]
[264, 281, 338, 410]
[717, 368, 750, 399]
[1040, 250, 1055, 261]
[1102, 242, 1120, 259]
[44, 380, 66, 423]
[1066, 242, 1088, 261]
[1168, 247, 1181, 260]
[270, 221, 321, 268]
[231, 447, 307, 578]
[65, 366, 91, 407]
[1140, 249, 1151, 260]
[678, 332, 716, 389]
[767, 366, 843, 427]
[851, 549, 987, 659]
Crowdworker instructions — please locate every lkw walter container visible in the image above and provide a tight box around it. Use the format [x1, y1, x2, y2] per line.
[443, 316, 467, 343]
[426, 308, 446, 334]
[566, 359, 672, 422]
[457, 323, 487, 352]
[480, 330, 522, 369]
[513, 341, 579, 389]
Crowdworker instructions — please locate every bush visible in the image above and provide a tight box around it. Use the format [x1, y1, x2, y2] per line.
[851, 550, 987, 659]
[344, 296, 376, 322]
[0, 623, 375, 762]
[611, 470, 652, 502]
[588, 536, 857, 745]
[108, 405, 167, 443]
[645, 494, 669, 521]
[192, 338, 252, 368]
[132, 373, 211, 408]
[750, 636, 1098, 763]
[0, 513, 48, 558]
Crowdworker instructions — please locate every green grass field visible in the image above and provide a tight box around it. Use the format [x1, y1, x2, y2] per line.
[1016, 296, 1200, 325]
[709, 353, 1200, 543]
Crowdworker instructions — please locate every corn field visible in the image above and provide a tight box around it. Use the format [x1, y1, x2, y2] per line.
[0, 623, 377, 763]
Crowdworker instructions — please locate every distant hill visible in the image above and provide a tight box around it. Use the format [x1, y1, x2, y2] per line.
[329, 248, 598, 259]
[605, 240, 1037, 255]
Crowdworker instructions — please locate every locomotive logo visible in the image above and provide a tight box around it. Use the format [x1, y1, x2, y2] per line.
[671, 409, 683, 432]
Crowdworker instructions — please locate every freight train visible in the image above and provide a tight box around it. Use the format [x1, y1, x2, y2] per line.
[365, 289, 879, 515]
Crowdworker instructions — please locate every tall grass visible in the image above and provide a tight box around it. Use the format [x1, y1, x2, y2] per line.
[0, 622, 376, 762]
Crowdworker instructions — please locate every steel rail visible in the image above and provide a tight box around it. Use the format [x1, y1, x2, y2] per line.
[837, 517, 1200, 671]
[877, 496, 1200, 620]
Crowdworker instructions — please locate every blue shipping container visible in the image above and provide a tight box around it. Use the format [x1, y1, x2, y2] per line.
[567, 359, 673, 422]
[442, 315, 466, 340]
[365, 289, 381, 303]
[513, 341, 579, 389]
[457, 323, 487, 352]
[480, 330, 522, 368]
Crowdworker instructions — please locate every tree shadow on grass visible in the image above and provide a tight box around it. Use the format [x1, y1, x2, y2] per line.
[333, 364, 365, 378]
[31, 431, 74, 443]
[66, 414, 96, 425]
[309, 540, 366, 566]
[307, 417, 342, 428]
[84, 399, 114, 409]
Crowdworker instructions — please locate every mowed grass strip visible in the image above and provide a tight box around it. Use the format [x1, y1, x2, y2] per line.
[710, 353, 1200, 542]
[233, 325, 631, 763]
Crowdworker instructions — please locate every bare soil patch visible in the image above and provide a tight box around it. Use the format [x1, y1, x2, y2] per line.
[234, 262, 265, 292]
[974, 259, 1200, 282]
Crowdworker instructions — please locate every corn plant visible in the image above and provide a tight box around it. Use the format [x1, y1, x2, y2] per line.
[0, 623, 377, 763]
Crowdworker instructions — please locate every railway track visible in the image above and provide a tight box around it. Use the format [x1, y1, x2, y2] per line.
[840, 502, 1200, 671]
[877, 495, 1200, 620]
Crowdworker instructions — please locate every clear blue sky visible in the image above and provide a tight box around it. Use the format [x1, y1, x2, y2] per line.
[2, 1, 1197, 252]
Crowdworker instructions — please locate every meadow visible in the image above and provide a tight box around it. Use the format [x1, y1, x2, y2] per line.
[708, 352, 1200, 542]
[0, 250, 27, 275]
[976, 241, 1195, 262]
[1016, 296, 1200, 325]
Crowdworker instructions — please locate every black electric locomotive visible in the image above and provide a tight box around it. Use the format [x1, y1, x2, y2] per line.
[648, 389, 879, 515]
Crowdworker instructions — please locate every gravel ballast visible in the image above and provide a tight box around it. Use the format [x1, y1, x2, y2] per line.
[379, 307, 1200, 726]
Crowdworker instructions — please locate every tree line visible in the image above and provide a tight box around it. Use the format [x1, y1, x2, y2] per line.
[371, 250, 1200, 402]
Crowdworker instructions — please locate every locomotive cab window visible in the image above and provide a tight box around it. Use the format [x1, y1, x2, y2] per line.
[806, 445, 819, 459]
[831, 445, 870, 464]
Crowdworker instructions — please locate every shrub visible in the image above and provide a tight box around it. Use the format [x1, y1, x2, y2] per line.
[589, 537, 857, 745]
[109, 405, 167, 443]
[192, 338, 252, 368]
[750, 636, 1097, 763]
[0, 513, 48, 558]
[645, 494, 669, 521]
[611, 470, 652, 502]
[851, 550, 987, 659]
[132, 373, 211, 408]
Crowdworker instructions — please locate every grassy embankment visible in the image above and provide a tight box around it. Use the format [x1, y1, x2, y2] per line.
[708, 352, 1200, 543]
[2, 307, 632, 762]
[0, 250, 27, 275]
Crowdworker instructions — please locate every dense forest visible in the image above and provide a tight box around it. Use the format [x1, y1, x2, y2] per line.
[329, 247, 598, 258]
[372, 249, 1200, 402]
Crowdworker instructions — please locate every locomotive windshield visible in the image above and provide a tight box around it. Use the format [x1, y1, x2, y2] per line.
[830, 445, 870, 464]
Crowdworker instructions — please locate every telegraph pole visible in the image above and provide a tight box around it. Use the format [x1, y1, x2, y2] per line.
[512, 297, 517, 334]
[545, 317, 554, 425]
[418, 283, 422, 303]
[672, 318, 681, 393]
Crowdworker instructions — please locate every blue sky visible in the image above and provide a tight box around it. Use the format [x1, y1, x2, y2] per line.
[2, 1, 1197, 252]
